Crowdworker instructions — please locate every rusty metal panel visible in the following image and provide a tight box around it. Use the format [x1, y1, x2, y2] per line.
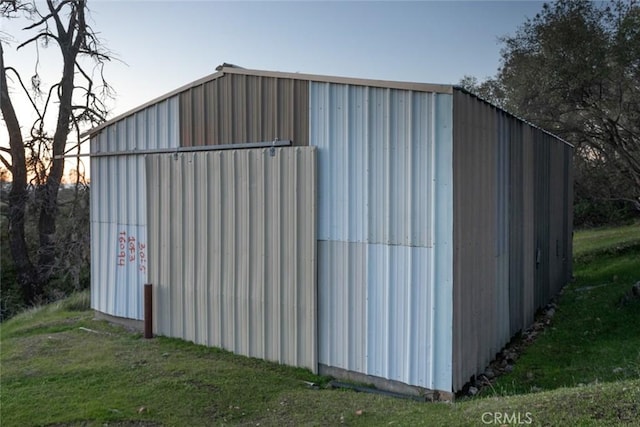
[146, 147, 317, 372]
[179, 74, 309, 147]
[90, 96, 179, 320]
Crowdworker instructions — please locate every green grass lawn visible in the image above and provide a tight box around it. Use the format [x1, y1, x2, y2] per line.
[489, 237, 640, 396]
[573, 221, 640, 259]
[1, 224, 639, 426]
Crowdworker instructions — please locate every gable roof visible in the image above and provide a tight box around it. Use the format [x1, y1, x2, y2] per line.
[83, 65, 454, 138]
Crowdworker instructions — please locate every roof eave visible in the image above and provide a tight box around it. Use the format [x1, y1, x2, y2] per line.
[83, 66, 454, 139]
[81, 69, 226, 138]
[222, 66, 454, 94]
[452, 86, 574, 149]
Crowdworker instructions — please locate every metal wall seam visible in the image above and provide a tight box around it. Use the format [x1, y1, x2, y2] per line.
[310, 82, 439, 247]
[317, 242, 436, 387]
[90, 96, 179, 320]
[146, 148, 317, 372]
[311, 81, 454, 391]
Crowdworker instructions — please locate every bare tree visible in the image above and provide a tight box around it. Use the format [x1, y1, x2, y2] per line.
[1, 0, 112, 304]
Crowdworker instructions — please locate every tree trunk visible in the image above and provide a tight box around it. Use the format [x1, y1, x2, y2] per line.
[37, 49, 76, 285]
[0, 42, 39, 303]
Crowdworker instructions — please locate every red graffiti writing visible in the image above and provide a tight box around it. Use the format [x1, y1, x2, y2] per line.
[138, 242, 147, 273]
[128, 235, 136, 262]
[117, 231, 127, 267]
[117, 231, 146, 275]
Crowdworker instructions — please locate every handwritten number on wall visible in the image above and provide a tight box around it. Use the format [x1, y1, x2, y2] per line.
[117, 230, 147, 273]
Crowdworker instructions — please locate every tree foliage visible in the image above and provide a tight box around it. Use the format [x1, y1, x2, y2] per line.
[460, 0, 640, 226]
[1, 0, 110, 306]
[458, 75, 507, 109]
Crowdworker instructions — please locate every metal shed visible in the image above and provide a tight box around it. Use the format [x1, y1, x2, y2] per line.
[87, 65, 572, 399]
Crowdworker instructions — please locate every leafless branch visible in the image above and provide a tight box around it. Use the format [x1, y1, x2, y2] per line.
[39, 83, 59, 127]
[74, 59, 93, 90]
[4, 66, 44, 119]
[78, 49, 111, 61]
[71, 105, 106, 122]
[69, 11, 80, 51]
[71, 58, 109, 124]
[16, 31, 59, 50]
[0, 155, 12, 171]
[1, 1, 36, 18]
[22, 1, 69, 30]
[46, 0, 68, 41]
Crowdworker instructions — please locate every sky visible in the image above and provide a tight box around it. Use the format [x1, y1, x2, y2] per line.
[0, 0, 546, 177]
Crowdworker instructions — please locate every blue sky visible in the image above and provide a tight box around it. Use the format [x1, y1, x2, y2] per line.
[2, 1, 546, 117]
[95, 0, 545, 115]
[1, 0, 545, 168]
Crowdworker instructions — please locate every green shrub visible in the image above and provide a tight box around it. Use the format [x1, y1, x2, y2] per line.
[574, 198, 638, 228]
[1, 185, 91, 322]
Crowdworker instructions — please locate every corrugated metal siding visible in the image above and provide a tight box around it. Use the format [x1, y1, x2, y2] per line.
[318, 242, 439, 386]
[547, 138, 572, 294]
[312, 83, 444, 246]
[179, 74, 309, 147]
[521, 128, 537, 328]
[564, 143, 574, 281]
[548, 139, 564, 295]
[146, 147, 317, 372]
[507, 118, 523, 336]
[90, 96, 180, 320]
[452, 90, 572, 390]
[534, 135, 550, 309]
[311, 82, 453, 391]
[317, 241, 367, 373]
[452, 92, 498, 389]
[532, 132, 572, 308]
[496, 113, 511, 344]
